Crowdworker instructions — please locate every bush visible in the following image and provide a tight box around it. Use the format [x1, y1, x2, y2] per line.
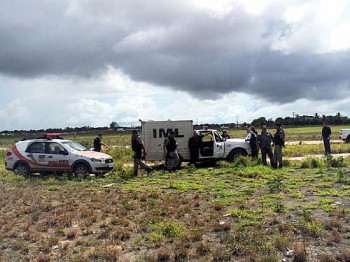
[300, 157, 324, 169]
[326, 155, 346, 168]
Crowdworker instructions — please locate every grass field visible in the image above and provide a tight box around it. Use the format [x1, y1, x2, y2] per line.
[1, 126, 350, 261]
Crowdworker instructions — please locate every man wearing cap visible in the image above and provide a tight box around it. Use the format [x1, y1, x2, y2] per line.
[131, 130, 152, 176]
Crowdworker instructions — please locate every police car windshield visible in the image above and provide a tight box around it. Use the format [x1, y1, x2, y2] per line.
[62, 141, 87, 151]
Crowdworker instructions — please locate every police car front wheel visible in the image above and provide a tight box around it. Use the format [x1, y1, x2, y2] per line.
[73, 163, 90, 177]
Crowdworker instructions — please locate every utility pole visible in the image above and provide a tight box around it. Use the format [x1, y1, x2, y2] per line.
[292, 112, 295, 126]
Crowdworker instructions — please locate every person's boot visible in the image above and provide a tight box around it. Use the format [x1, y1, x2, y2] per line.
[133, 170, 138, 177]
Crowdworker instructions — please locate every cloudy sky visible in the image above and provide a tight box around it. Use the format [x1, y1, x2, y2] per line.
[1, 0, 350, 131]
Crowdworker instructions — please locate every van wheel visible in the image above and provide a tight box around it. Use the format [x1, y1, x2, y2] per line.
[73, 163, 90, 178]
[227, 149, 247, 162]
[346, 135, 350, 143]
[15, 163, 30, 177]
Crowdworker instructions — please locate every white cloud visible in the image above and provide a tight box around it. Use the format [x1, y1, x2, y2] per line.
[1, 0, 350, 131]
[270, 0, 350, 54]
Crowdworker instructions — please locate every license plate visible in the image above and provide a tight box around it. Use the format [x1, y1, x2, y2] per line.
[108, 163, 114, 168]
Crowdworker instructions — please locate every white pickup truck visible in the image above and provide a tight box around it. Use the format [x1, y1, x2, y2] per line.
[140, 120, 251, 166]
[339, 129, 350, 143]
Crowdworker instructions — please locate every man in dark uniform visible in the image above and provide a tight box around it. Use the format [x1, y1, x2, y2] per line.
[188, 131, 202, 166]
[93, 133, 108, 152]
[322, 122, 332, 155]
[164, 131, 179, 171]
[273, 122, 285, 168]
[131, 130, 152, 176]
[258, 125, 276, 168]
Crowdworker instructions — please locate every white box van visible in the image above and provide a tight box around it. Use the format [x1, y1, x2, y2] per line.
[140, 120, 251, 166]
[141, 120, 193, 162]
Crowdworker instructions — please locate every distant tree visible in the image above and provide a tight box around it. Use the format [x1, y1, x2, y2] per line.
[110, 121, 119, 129]
[275, 117, 283, 125]
[251, 117, 267, 127]
[335, 112, 341, 124]
[283, 117, 293, 126]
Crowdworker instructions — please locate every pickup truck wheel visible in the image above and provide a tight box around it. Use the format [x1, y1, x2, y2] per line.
[73, 163, 90, 178]
[346, 135, 350, 143]
[15, 163, 30, 177]
[227, 149, 247, 162]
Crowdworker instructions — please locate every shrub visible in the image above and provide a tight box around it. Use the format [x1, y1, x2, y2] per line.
[300, 157, 324, 169]
[267, 176, 285, 193]
[231, 156, 254, 168]
[150, 221, 184, 241]
[326, 155, 346, 168]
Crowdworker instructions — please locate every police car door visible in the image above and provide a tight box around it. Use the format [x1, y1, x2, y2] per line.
[25, 141, 48, 171]
[47, 142, 70, 172]
[213, 131, 225, 158]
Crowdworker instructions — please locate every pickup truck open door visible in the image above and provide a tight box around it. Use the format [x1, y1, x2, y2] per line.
[198, 130, 225, 159]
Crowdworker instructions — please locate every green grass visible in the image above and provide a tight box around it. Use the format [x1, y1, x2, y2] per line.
[1, 127, 350, 261]
[1, 162, 350, 260]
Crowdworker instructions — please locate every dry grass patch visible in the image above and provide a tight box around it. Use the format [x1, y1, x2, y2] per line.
[1, 158, 350, 261]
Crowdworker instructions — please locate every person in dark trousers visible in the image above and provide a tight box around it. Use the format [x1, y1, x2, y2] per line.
[322, 122, 332, 155]
[245, 126, 258, 159]
[93, 133, 108, 152]
[188, 131, 202, 166]
[273, 122, 285, 168]
[258, 125, 276, 168]
[164, 131, 179, 171]
[131, 130, 152, 176]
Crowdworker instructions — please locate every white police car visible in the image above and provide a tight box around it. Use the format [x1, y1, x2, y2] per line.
[5, 134, 114, 177]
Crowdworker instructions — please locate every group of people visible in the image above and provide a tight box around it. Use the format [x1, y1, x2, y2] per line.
[244, 123, 285, 168]
[93, 121, 332, 176]
[244, 121, 332, 168]
[131, 129, 179, 175]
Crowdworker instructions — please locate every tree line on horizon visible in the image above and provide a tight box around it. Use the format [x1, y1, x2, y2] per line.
[250, 112, 349, 128]
[1, 113, 349, 134]
[197, 112, 350, 130]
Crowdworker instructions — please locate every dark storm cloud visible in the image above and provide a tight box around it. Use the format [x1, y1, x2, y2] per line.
[0, 0, 349, 103]
[249, 51, 350, 102]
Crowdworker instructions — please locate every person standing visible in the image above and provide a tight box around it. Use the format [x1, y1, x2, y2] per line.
[164, 131, 180, 171]
[245, 126, 258, 159]
[93, 133, 108, 152]
[273, 123, 285, 168]
[188, 131, 202, 166]
[131, 130, 152, 176]
[258, 125, 276, 168]
[322, 122, 332, 155]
